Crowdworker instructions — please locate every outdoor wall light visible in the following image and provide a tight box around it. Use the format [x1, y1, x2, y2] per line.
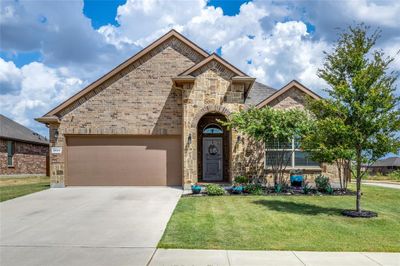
[54, 130, 59, 140]
[188, 133, 192, 144]
[237, 135, 241, 143]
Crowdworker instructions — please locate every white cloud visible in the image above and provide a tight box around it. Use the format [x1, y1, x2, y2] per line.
[0, 59, 83, 136]
[1, 0, 399, 135]
[344, 0, 400, 28]
[97, 0, 330, 93]
[0, 59, 23, 95]
[0, 0, 136, 81]
[222, 21, 330, 93]
[99, 0, 206, 47]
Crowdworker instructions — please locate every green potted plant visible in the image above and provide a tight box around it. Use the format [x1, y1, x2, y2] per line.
[232, 175, 248, 194]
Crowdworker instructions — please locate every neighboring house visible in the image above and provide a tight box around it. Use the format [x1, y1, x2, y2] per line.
[37, 30, 333, 188]
[367, 157, 400, 175]
[0, 114, 49, 176]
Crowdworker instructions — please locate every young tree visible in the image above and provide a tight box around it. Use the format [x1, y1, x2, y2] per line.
[310, 24, 400, 214]
[302, 116, 354, 191]
[224, 106, 312, 186]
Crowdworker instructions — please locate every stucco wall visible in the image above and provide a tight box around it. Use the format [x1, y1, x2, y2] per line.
[0, 138, 48, 176]
[48, 37, 205, 187]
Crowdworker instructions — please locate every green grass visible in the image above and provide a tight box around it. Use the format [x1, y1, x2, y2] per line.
[159, 185, 400, 252]
[0, 176, 50, 202]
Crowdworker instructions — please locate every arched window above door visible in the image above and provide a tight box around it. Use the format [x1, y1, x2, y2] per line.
[203, 124, 223, 134]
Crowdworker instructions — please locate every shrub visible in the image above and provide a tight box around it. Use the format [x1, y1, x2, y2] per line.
[274, 183, 283, 193]
[244, 184, 263, 195]
[389, 170, 400, 180]
[234, 175, 249, 184]
[326, 185, 334, 195]
[315, 174, 330, 192]
[205, 184, 225, 196]
[302, 183, 312, 195]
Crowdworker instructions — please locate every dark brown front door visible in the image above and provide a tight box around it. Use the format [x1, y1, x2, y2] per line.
[202, 137, 223, 181]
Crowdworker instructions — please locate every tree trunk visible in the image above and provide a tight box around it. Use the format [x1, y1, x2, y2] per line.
[356, 149, 362, 213]
[356, 176, 361, 212]
[344, 160, 350, 191]
[336, 160, 343, 190]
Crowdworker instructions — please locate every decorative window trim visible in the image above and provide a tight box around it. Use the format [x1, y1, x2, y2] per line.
[203, 123, 223, 134]
[264, 138, 321, 169]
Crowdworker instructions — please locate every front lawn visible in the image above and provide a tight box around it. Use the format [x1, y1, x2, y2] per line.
[0, 176, 50, 202]
[159, 185, 400, 252]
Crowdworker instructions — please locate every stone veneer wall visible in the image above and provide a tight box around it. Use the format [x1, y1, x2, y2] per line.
[48, 37, 205, 187]
[182, 61, 246, 187]
[0, 138, 48, 175]
[257, 86, 338, 182]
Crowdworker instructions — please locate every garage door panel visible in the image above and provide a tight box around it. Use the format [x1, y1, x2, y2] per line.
[66, 136, 181, 186]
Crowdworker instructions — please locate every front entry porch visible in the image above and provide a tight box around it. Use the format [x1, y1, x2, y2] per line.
[197, 113, 230, 183]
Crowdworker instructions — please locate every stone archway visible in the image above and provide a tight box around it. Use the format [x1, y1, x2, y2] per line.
[197, 112, 230, 182]
[191, 105, 231, 128]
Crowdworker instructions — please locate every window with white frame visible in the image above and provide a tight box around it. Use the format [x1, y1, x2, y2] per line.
[265, 139, 320, 168]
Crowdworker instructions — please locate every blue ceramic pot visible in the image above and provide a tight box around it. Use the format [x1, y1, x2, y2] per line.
[191, 185, 202, 194]
[232, 186, 243, 194]
[290, 175, 303, 187]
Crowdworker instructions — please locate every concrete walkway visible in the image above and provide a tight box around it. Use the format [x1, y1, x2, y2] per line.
[148, 249, 399, 266]
[362, 182, 400, 190]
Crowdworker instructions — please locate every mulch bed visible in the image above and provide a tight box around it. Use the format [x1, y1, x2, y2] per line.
[342, 209, 378, 218]
[183, 188, 356, 197]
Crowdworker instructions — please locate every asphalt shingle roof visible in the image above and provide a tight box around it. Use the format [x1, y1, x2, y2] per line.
[245, 81, 277, 106]
[0, 114, 49, 145]
[372, 157, 400, 167]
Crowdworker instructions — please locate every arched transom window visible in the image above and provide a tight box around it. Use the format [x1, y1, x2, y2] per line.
[203, 124, 223, 134]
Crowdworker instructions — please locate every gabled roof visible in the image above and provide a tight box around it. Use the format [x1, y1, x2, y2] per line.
[257, 80, 321, 108]
[0, 114, 49, 145]
[179, 53, 247, 77]
[40, 29, 209, 119]
[245, 81, 277, 106]
[372, 157, 400, 167]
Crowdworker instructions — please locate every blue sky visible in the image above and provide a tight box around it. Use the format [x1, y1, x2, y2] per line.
[83, 0, 127, 29]
[0, 0, 399, 159]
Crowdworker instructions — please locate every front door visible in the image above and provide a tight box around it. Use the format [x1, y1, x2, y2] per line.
[202, 137, 223, 181]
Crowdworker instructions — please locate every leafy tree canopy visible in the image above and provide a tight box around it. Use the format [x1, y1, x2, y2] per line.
[307, 24, 400, 213]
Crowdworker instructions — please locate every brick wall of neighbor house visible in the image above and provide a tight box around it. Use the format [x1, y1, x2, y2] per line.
[182, 61, 246, 187]
[0, 138, 48, 175]
[48, 37, 205, 187]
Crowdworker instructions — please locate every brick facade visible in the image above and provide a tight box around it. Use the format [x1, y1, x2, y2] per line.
[240, 87, 335, 184]
[48, 36, 205, 187]
[41, 31, 337, 187]
[0, 138, 49, 176]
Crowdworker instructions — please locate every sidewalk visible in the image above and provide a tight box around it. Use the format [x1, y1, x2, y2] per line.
[362, 182, 400, 190]
[147, 249, 400, 266]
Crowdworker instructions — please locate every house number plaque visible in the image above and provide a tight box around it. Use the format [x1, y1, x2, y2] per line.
[51, 147, 62, 154]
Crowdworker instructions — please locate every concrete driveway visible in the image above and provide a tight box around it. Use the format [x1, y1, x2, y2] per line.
[0, 187, 182, 266]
